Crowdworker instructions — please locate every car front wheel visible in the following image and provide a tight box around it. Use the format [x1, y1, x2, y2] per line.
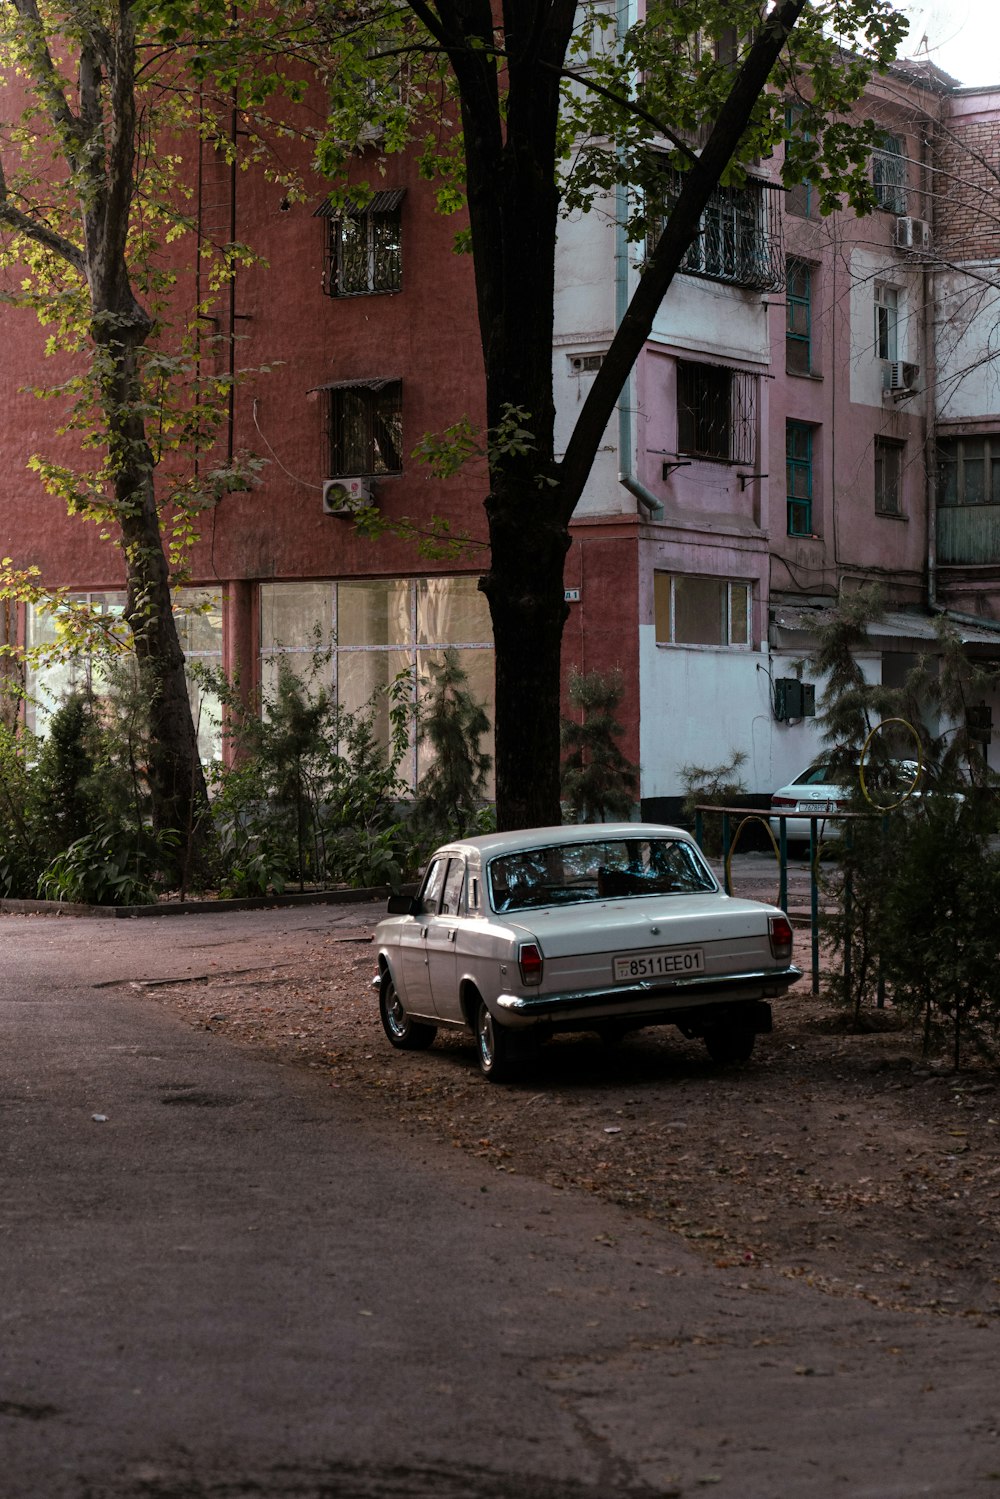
[379, 974, 437, 1051]
[476, 1000, 522, 1082]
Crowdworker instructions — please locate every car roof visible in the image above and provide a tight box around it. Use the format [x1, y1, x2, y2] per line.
[428, 823, 693, 862]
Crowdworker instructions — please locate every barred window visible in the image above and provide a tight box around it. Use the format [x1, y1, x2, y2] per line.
[319, 190, 403, 297]
[676, 361, 757, 465]
[329, 381, 402, 477]
[646, 168, 784, 292]
[873, 134, 907, 214]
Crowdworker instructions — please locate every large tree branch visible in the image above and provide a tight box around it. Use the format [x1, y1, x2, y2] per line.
[0, 155, 86, 272]
[557, 0, 809, 513]
[544, 59, 698, 165]
[9, 0, 85, 170]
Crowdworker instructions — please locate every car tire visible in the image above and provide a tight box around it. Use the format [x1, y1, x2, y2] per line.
[475, 999, 521, 1083]
[378, 973, 437, 1051]
[596, 1021, 632, 1046]
[704, 1027, 756, 1064]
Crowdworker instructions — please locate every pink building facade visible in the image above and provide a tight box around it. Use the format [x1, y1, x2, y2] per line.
[3, 56, 1000, 813]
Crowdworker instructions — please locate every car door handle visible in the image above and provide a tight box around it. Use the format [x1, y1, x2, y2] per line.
[447, 929, 456, 943]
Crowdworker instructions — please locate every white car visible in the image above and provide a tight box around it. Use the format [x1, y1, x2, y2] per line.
[769, 759, 923, 847]
[372, 823, 801, 1081]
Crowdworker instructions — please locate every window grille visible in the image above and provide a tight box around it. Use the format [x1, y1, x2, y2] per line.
[646, 168, 784, 292]
[676, 361, 757, 466]
[318, 190, 404, 296]
[872, 134, 907, 214]
[786, 421, 814, 536]
[874, 438, 904, 515]
[327, 380, 403, 476]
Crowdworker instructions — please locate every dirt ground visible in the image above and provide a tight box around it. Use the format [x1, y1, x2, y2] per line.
[141, 912, 1000, 1328]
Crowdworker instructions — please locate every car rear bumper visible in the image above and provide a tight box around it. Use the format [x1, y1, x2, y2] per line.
[494, 965, 801, 1026]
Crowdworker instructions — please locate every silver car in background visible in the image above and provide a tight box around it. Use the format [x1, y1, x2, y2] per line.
[372, 823, 801, 1081]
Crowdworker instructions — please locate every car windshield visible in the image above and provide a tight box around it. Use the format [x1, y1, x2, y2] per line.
[487, 837, 717, 913]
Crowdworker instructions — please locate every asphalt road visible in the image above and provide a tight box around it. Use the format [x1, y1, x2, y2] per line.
[2, 905, 998, 1499]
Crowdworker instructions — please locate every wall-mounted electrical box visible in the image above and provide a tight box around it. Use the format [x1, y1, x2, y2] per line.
[968, 703, 993, 745]
[774, 678, 816, 721]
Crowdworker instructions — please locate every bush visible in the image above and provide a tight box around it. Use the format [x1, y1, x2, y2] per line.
[561, 669, 637, 823]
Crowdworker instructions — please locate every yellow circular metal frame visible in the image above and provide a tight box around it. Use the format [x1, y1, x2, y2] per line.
[858, 717, 924, 811]
[724, 814, 782, 906]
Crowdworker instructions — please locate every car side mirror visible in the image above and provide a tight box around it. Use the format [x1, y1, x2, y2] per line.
[386, 893, 417, 916]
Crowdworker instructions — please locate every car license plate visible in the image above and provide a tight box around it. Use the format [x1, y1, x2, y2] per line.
[797, 800, 832, 813]
[613, 947, 705, 982]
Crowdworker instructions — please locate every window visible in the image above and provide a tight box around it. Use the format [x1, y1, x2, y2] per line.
[786, 421, 814, 536]
[676, 361, 757, 465]
[322, 191, 403, 296]
[329, 381, 402, 476]
[874, 283, 899, 362]
[653, 573, 752, 648]
[875, 438, 904, 516]
[25, 588, 223, 761]
[259, 576, 494, 791]
[786, 258, 813, 374]
[937, 436, 1000, 506]
[784, 104, 813, 219]
[646, 168, 783, 291]
[872, 134, 907, 214]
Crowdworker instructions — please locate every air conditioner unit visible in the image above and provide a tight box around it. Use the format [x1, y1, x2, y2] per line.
[322, 477, 373, 515]
[887, 360, 920, 394]
[894, 216, 932, 252]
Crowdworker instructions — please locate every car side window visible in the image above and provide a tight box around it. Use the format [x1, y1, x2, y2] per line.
[418, 858, 448, 914]
[440, 859, 466, 916]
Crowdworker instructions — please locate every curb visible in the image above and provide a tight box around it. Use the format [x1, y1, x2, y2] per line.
[0, 885, 402, 920]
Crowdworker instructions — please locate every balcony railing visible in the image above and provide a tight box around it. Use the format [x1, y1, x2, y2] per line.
[647, 172, 785, 293]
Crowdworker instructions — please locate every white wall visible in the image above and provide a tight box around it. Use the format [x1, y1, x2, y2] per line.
[652, 272, 770, 365]
[848, 248, 926, 411]
[638, 635, 884, 800]
[934, 266, 1000, 421]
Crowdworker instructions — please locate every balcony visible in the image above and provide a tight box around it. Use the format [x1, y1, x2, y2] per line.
[647, 172, 785, 293]
[937, 505, 1000, 566]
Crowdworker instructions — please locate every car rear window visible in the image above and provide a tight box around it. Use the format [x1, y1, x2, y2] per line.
[488, 837, 717, 913]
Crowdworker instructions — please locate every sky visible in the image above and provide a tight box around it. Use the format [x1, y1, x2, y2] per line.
[895, 0, 1000, 86]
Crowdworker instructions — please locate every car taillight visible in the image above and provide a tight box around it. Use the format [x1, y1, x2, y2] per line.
[768, 914, 794, 961]
[518, 942, 543, 986]
[771, 796, 796, 809]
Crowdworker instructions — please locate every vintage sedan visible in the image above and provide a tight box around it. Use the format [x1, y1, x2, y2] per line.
[372, 823, 801, 1081]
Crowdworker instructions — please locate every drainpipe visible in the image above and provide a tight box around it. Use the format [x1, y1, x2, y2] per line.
[921, 125, 939, 615]
[615, 0, 663, 522]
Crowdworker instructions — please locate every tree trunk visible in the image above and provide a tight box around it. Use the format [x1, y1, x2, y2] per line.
[99, 324, 210, 867]
[482, 479, 569, 829]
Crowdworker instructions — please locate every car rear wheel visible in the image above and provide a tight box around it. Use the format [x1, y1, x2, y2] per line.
[476, 1000, 521, 1082]
[704, 1027, 756, 1064]
[379, 974, 436, 1051]
[596, 1021, 632, 1046]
